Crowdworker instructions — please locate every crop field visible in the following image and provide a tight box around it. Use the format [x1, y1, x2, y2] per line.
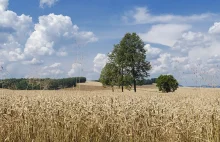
[0, 85, 220, 142]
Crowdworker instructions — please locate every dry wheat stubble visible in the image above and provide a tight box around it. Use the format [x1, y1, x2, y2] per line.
[0, 87, 220, 142]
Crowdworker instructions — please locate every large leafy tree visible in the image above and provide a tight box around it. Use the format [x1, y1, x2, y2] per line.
[156, 75, 179, 93]
[108, 32, 151, 92]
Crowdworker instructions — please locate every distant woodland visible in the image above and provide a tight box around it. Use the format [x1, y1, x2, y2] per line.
[0, 77, 86, 90]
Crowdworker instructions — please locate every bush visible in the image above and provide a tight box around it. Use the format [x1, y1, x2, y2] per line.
[156, 75, 178, 93]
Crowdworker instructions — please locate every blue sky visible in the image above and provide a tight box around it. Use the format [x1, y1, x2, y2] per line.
[1, 0, 220, 86]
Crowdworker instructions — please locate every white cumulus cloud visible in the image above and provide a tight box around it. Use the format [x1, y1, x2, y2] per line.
[173, 31, 211, 52]
[93, 53, 108, 73]
[0, 0, 33, 62]
[209, 22, 220, 34]
[0, 0, 8, 11]
[24, 13, 98, 56]
[50, 62, 61, 68]
[139, 24, 191, 46]
[144, 44, 162, 60]
[68, 63, 82, 77]
[40, 0, 59, 8]
[22, 58, 44, 65]
[146, 22, 220, 86]
[123, 7, 215, 24]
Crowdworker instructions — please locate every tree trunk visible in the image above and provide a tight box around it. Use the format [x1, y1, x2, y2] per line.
[132, 67, 136, 92]
[134, 79, 136, 92]
[121, 68, 124, 92]
[111, 86, 114, 92]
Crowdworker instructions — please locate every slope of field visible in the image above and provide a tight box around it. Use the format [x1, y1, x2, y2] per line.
[70, 81, 157, 91]
[0, 87, 220, 141]
[79, 81, 103, 86]
[64, 81, 110, 91]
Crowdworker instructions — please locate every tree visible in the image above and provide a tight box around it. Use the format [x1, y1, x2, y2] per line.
[108, 44, 127, 92]
[156, 75, 179, 93]
[113, 33, 151, 92]
[99, 63, 120, 92]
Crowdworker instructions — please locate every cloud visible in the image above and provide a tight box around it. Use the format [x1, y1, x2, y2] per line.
[40, 63, 64, 78]
[43, 62, 61, 70]
[48, 69, 64, 75]
[188, 42, 220, 62]
[144, 44, 162, 60]
[24, 13, 98, 56]
[2, 1, 220, 86]
[150, 53, 189, 76]
[0, 1, 98, 79]
[207, 55, 220, 64]
[40, 69, 64, 78]
[146, 22, 220, 86]
[0, 10, 33, 42]
[139, 24, 191, 46]
[0, 0, 33, 62]
[0, 1, 100, 81]
[209, 22, 220, 34]
[93, 53, 108, 73]
[0, 60, 4, 72]
[8, 48, 25, 61]
[0, 0, 8, 11]
[56, 48, 68, 56]
[67, 54, 109, 80]
[40, 0, 59, 8]
[149, 52, 195, 84]
[123, 7, 215, 24]
[0, 38, 26, 62]
[22, 58, 44, 65]
[68, 63, 82, 77]
[50, 62, 61, 68]
[173, 31, 211, 52]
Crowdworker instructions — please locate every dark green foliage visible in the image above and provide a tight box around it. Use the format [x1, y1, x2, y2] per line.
[91, 80, 100, 82]
[104, 32, 152, 92]
[99, 63, 120, 91]
[136, 78, 157, 85]
[48, 80, 59, 90]
[156, 75, 179, 93]
[0, 77, 86, 90]
[16, 80, 30, 90]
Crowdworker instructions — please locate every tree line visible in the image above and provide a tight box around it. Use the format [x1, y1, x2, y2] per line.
[136, 78, 157, 85]
[97, 78, 156, 85]
[0, 77, 86, 90]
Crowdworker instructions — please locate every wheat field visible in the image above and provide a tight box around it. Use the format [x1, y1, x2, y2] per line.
[0, 86, 220, 142]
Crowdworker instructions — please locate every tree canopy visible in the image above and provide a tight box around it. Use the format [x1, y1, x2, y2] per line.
[156, 75, 179, 93]
[100, 32, 152, 92]
[99, 63, 120, 91]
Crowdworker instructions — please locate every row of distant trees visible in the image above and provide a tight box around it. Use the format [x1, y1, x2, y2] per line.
[136, 78, 157, 85]
[0, 77, 86, 90]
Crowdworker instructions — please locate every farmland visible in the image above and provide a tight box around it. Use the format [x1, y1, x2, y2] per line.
[0, 83, 220, 142]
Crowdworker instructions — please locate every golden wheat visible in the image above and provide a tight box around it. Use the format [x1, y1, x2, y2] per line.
[0, 87, 220, 142]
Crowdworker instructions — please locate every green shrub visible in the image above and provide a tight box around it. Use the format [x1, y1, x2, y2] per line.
[156, 75, 178, 93]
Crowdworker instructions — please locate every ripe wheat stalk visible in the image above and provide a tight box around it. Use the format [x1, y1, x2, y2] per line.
[0, 88, 220, 142]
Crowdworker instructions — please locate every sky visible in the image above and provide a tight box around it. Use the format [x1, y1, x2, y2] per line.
[1, 0, 220, 86]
